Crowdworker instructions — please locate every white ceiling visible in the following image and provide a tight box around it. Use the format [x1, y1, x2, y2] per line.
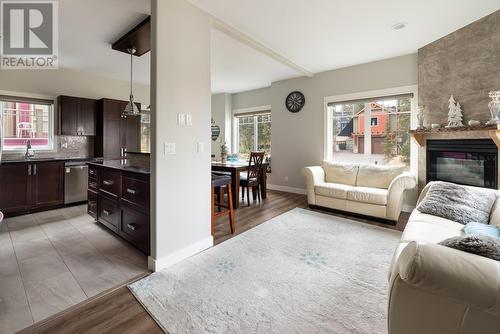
[56, 0, 499, 93]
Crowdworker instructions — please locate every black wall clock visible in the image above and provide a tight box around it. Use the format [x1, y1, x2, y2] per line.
[285, 91, 305, 113]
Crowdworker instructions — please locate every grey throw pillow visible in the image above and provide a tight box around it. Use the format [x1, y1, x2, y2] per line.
[417, 181, 497, 225]
[439, 235, 500, 261]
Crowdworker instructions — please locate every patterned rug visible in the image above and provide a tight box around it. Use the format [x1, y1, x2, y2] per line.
[129, 208, 401, 334]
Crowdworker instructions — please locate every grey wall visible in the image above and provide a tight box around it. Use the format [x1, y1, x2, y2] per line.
[232, 86, 271, 110]
[211, 93, 232, 156]
[232, 54, 418, 189]
[418, 10, 500, 125]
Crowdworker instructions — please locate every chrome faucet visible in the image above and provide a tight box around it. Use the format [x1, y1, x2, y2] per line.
[25, 139, 35, 160]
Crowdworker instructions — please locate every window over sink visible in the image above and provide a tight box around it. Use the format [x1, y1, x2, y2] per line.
[1, 96, 54, 151]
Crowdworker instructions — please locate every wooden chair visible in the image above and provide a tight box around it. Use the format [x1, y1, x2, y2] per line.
[211, 174, 235, 235]
[240, 151, 265, 206]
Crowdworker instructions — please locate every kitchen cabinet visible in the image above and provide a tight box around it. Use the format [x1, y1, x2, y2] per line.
[95, 99, 141, 159]
[0, 161, 64, 216]
[58, 95, 97, 136]
[88, 162, 150, 255]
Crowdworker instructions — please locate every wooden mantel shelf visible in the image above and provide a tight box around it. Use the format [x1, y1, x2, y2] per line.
[409, 125, 500, 148]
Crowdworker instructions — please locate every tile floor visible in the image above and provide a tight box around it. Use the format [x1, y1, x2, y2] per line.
[0, 205, 149, 334]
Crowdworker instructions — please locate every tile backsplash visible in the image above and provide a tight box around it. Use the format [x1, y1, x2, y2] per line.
[2, 136, 95, 160]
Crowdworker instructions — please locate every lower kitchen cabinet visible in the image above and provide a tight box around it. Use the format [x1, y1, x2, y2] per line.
[0, 161, 65, 216]
[88, 163, 150, 255]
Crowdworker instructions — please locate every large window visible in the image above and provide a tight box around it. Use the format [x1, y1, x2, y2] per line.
[1, 97, 54, 151]
[234, 112, 271, 161]
[327, 94, 413, 169]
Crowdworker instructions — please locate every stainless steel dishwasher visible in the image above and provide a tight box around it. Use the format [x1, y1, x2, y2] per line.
[64, 161, 89, 204]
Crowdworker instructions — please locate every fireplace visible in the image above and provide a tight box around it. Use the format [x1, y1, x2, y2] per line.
[427, 139, 498, 189]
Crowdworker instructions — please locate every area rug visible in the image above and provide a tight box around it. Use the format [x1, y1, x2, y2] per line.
[129, 208, 401, 334]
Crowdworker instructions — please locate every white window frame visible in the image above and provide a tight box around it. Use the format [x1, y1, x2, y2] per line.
[0, 91, 56, 152]
[323, 85, 418, 173]
[232, 105, 271, 155]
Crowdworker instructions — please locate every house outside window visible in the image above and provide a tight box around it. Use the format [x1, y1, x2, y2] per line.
[327, 93, 413, 168]
[1, 96, 54, 151]
[234, 112, 271, 161]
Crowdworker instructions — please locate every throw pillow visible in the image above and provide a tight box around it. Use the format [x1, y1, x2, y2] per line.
[417, 181, 497, 225]
[439, 235, 500, 261]
[464, 222, 500, 238]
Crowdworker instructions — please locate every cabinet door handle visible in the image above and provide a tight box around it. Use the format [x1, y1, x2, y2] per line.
[103, 209, 111, 216]
[33, 164, 37, 175]
[127, 223, 137, 231]
[28, 164, 31, 176]
[126, 188, 136, 195]
[103, 180, 114, 186]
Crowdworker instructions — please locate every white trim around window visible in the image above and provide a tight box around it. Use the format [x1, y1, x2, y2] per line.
[323, 85, 418, 173]
[232, 105, 271, 154]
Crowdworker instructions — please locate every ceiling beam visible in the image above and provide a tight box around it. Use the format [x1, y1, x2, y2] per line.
[211, 18, 314, 78]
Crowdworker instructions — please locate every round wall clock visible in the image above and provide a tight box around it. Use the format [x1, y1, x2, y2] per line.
[285, 91, 305, 113]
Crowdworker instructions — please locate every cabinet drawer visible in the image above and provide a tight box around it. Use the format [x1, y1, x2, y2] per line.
[99, 169, 120, 196]
[87, 190, 97, 218]
[88, 166, 99, 178]
[98, 195, 119, 231]
[122, 176, 149, 209]
[120, 205, 150, 255]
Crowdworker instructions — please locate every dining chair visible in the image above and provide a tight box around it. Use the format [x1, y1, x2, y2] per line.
[240, 151, 265, 206]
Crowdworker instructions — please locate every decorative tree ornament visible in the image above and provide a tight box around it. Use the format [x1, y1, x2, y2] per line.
[446, 95, 464, 128]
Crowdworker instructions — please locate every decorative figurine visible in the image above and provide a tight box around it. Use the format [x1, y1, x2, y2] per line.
[446, 95, 464, 128]
[487, 90, 500, 125]
[416, 105, 426, 130]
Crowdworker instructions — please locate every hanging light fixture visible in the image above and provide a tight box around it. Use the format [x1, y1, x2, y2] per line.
[122, 47, 140, 117]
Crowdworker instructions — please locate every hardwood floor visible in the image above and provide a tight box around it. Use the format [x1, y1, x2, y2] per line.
[19, 190, 408, 334]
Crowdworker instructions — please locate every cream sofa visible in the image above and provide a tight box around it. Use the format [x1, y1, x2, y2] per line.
[302, 161, 416, 221]
[388, 182, 500, 334]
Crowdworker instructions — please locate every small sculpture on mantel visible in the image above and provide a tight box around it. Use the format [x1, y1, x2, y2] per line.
[446, 95, 464, 128]
[416, 105, 426, 130]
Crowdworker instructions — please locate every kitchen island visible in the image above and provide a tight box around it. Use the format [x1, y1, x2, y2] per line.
[87, 159, 150, 255]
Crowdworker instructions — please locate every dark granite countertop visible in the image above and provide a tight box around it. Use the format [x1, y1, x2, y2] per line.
[1, 157, 103, 164]
[87, 159, 150, 175]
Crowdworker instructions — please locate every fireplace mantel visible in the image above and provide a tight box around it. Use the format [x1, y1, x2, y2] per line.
[410, 126, 500, 148]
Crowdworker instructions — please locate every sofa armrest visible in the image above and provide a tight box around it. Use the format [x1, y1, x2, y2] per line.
[386, 173, 416, 221]
[396, 241, 500, 314]
[302, 166, 325, 205]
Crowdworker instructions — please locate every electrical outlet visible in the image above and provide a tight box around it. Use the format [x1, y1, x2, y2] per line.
[164, 143, 176, 155]
[284, 176, 289, 182]
[197, 142, 204, 153]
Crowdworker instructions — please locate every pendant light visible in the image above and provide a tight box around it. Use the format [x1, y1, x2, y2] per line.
[122, 47, 140, 117]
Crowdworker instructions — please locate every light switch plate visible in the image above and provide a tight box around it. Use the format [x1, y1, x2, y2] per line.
[177, 113, 186, 126]
[164, 143, 176, 155]
[186, 114, 193, 126]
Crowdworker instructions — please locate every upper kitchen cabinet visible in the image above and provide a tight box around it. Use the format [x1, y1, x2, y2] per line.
[58, 95, 97, 136]
[95, 98, 141, 159]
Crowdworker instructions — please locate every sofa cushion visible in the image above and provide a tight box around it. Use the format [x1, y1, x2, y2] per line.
[356, 164, 404, 189]
[401, 210, 464, 244]
[314, 183, 353, 199]
[347, 187, 388, 205]
[322, 161, 359, 186]
[417, 181, 497, 225]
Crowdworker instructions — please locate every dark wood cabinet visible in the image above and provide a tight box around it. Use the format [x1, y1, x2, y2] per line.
[0, 163, 31, 215]
[31, 161, 65, 209]
[58, 95, 97, 136]
[0, 161, 64, 216]
[95, 99, 141, 159]
[88, 163, 150, 255]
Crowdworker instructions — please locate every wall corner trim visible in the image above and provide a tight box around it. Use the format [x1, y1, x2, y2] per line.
[267, 184, 307, 195]
[148, 236, 214, 272]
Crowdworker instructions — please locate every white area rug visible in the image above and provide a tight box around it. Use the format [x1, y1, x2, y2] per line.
[129, 208, 401, 334]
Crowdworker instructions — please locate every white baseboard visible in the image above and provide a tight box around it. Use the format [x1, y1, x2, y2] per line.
[402, 205, 416, 213]
[267, 184, 307, 195]
[148, 236, 213, 272]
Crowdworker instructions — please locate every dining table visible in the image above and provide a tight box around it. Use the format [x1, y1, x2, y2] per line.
[211, 161, 268, 209]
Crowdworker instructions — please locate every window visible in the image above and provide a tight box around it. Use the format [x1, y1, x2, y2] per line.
[234, 112, 271, 161]
[140, 111, 150, 152]
[1, 96, 54, 151]
[327, 94, 413, 169]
